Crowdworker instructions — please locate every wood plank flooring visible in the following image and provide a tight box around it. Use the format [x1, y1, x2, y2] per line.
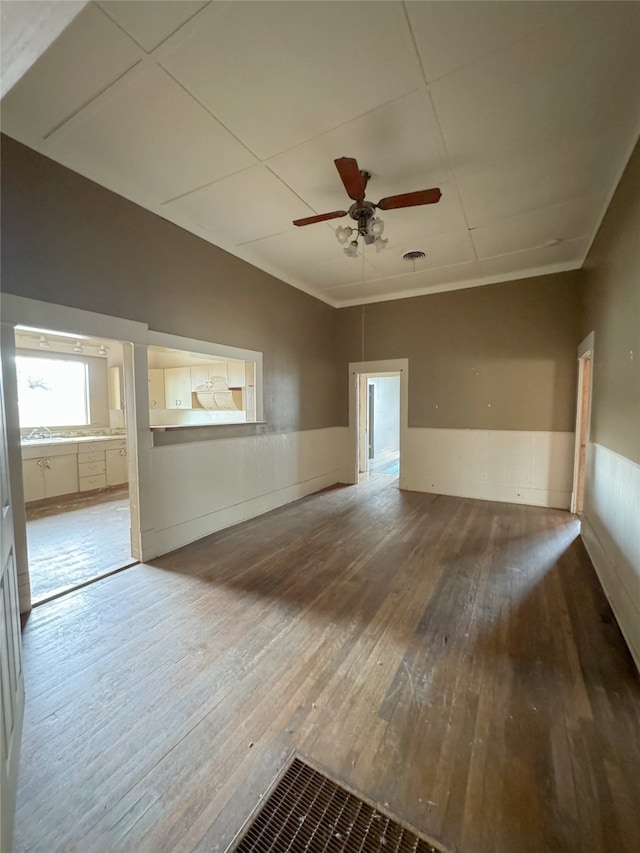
[25, 487, 131, 602]
[14, 475, 640, 853]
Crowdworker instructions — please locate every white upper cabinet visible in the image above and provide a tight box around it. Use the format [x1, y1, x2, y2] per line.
[190, 362, 228, 390]
[164, 367, 192, 409]
[227, 361, 246, 388]
[148, 368, 165, 409]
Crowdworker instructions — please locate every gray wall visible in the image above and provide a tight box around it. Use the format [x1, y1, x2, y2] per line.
[0, 135, 342, 434]
[336, 273, 582, 432]
[581, 140, 640, 464]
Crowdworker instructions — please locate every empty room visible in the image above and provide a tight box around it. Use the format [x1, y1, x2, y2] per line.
[0, 2, 638, 852]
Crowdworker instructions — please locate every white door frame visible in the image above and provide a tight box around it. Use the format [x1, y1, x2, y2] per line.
[0, 323, 25, 851]
[571, 332, 595, 514]
[0, 294, 151, 608]
[347, 358, 408, 488]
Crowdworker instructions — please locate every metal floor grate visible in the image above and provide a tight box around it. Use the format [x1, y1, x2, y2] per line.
[228, 758, 446, 853]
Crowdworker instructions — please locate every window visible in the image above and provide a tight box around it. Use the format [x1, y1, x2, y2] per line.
[16, 356, 89, 428]
[146, 331, 264, 429]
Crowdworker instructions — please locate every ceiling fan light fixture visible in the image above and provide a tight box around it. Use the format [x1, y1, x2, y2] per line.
[369, 216, 384, 237]
[344, 240, 359, 258]
[293, 157, 441, 261]
[335, 225, 353, 245]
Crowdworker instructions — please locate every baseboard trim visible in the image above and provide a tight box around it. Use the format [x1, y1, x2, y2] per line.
[581, 514, 640, 675]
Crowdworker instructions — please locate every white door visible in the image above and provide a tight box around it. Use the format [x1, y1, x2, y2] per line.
[0, 353, 25, 851]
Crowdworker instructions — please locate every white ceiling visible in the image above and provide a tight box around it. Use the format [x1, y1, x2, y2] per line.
[2, 1, 639, 307]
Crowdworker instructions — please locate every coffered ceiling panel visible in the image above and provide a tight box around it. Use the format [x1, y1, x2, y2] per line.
[470, 195, 605, 260]
[240, 225, 345, 275]
[364, 229, 476, 278]
[322, 260, 482, 306]
[49, 63, 257, 201]
[406, 0, 570, 83]
[1, 1, 639, 307]
[285, 255, 384, 291]
[158, 0, 423, 160]
[97, 1, 207, 52]
[0, 4, 141, 139]
[478, 237, 590, 280]
[266, 91, 446, 215]
[430, 3, 640, 171]
[455, 131, 631, 230]
[166, 164, 315, 246]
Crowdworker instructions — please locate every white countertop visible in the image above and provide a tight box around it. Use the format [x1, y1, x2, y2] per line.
[21, 434, 126, 447]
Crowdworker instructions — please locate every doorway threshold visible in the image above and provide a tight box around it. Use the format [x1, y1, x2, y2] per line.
[32, 560, 139, 608]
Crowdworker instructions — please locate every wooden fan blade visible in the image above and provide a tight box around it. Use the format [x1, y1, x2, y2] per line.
[334, 157, 367, 201]
[377, 188, 442, 210]
[293, 211, 347, 227]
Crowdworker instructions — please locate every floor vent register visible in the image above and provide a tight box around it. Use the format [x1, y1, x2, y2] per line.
[227, 757, 448, 853]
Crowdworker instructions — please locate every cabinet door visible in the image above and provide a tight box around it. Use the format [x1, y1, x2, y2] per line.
[148, 369, 165, 409]
[190, 364, 210, 390]
[191, 363, 228, 390]
[44, 454, 78, 498]
[164, 367, 192, 409]
[227, 361, 246, 388]
[108, 365, 123, 409]
[22, 458, 46, 502]
[106, 448, 128, 486]
[208, 363, 227, 386]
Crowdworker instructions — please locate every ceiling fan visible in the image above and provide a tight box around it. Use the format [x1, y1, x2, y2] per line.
[293, 156, 441, 255]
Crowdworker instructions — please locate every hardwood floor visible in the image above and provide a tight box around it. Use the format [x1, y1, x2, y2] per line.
[14, 476, 640, 853]
[25, 487, 131, 602]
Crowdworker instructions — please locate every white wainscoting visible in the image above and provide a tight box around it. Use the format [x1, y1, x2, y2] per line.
[146, 427, 348, 557]
[581, 442, 640, 672]
[402, 428, 575, 509]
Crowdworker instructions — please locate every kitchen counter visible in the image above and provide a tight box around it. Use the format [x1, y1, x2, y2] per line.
[21, 434, 126, 447]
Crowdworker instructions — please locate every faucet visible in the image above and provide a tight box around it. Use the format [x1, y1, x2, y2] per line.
[27, 426, 53, 439]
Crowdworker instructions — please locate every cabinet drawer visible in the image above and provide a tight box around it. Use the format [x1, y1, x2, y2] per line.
[79, 474, 106, 492]
[80, 441, 107, 453]
[78, 451, 105, 464]
[101, 439, 127, 451]
[78, 460, 106, 477]
[22, 442, 78, 459]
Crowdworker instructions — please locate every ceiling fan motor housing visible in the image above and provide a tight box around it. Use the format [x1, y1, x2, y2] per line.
[349, 199, 376, 235]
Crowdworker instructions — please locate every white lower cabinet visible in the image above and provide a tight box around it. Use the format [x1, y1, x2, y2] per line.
[106, 448, 127, 486]
[22, 437, 128, 502]
[22, 453, 79, 502]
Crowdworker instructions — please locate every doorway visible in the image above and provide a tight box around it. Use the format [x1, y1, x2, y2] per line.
[348, 358, 408, 488]
[571, 333, 594, 515]
[359, 375, 400, 476]
[15, 326, 135, 604]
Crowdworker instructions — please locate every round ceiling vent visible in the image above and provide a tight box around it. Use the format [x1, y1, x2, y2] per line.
[402, 251, 426, 261]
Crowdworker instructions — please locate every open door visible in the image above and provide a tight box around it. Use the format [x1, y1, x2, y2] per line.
[0, 344, 25, 850]
[571, 334, 594, 515]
